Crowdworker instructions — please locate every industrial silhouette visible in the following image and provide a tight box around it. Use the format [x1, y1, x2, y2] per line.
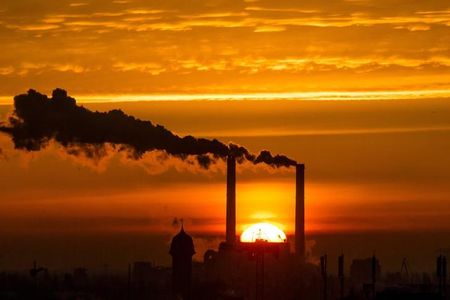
[0, 91, 449, 299]
[198, 156, 308, 299]
[170, 224, 195, 300]
[162, 157, 449, 300]
[0, 158, 449, 299]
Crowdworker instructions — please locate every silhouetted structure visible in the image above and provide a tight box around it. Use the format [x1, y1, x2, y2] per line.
[169, 226, 195, 300]
[203, 161, 311, 300]
[351, 257, 381, 283]
[338, 254, 345, 300]
[239, 241, 290, 300]
[295, 163, 306, 260]
[437, 255, 448, 297]
[2, 158, 450, 300]
[400, 257, 409, 282]
[226, 155, 237, 247]
[29, 261, 46, 279]
[320, 254, 328, 300]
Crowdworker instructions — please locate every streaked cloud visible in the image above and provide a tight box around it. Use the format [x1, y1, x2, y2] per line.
[69, 2, 88, 7]
[0, 0, 448, 94]
[254, 25, 286, 32]
[112, 62, 166, 75]
[1, 63, 88, 76]
[0, 66, 14, 75]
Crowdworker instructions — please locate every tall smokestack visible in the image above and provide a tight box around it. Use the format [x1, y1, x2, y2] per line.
[295, 163, 305, 259]
[226, 155, 236, 245]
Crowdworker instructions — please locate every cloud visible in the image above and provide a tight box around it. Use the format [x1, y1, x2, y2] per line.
[306, 239, 319, 264]
[245, 6, 320, 14]
[2, 4, 448, 35]
[6, 24, 60, 31]
[0, 66, 14, 75]
[254, 25, 286, 32]
[69, 2, 88, 7]
[2, 63, 88, 76]
[0, 0, 448, 94]
[396, 24, 431, 31]
[52, 64, 86, 73]
[112, 62, 166, 75]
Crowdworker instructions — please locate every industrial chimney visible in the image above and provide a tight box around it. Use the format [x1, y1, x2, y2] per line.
[295, 163, 305, 259]
[226, 155, 236, 246]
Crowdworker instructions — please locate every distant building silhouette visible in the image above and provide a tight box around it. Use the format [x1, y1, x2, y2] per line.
[226, 155, 237, 247]
[295, 163, 306, 260]
[203, 159, 310, 300]
[351, 257, 381, 283]
[169, 225, 195, 300]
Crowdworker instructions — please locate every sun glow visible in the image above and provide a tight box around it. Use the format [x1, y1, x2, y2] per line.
[2, 90, 450, 105]
[240, 222, 287, 243]
[59, 90, 450, 103]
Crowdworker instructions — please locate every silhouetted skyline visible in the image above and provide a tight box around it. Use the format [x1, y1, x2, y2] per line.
[0, 0, 450, 298]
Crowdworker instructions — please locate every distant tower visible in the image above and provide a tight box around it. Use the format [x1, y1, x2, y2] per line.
[338, 254, 345, 300]
[226, 155, 236, 246]
[169, 225, 195, 300]
[295, 163, 306, 259]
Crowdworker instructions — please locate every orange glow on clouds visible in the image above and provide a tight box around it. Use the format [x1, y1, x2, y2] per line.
[240, 222, 287, 243]
[0, 0, 449, 96]
[2, 89, 448, 104]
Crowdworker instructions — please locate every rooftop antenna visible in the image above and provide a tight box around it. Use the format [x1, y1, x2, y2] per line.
[443, 256, 447, 297]
[437, 255, 443, 296]
[30, 260, 45, 288]
[372, 253, 377, 298]
[338, 254, 345, 300]
[438, 255, 447, 297]
[127, 263, 131, 300]
[400, 257, 409, 281]
[320, 254, 328, 300]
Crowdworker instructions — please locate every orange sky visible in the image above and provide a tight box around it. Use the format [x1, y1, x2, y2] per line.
[0, 0, 449, 95]
[2, 99, 450, 237]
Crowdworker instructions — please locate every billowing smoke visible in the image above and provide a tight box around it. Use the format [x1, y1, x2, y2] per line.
[0, 89, 296, 168]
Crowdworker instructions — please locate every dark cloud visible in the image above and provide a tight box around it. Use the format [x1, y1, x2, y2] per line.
[0, 89, 296, 168]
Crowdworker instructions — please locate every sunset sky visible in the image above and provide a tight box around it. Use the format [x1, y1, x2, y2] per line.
[0, 0, 449, 272]
[0, 0, 449, 95]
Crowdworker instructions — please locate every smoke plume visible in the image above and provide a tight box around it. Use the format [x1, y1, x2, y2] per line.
[0, 89, 297, 168]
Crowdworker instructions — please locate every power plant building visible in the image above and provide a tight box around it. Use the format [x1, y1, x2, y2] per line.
[201, 156, 309, 299]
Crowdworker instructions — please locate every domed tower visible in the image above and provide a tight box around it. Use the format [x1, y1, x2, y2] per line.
[169, 225, 195, 300]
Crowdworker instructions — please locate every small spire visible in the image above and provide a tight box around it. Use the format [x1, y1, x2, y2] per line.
[180, 218, 184, 232]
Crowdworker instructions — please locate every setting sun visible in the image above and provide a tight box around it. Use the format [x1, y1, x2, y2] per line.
[240, 223, 287, 243]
